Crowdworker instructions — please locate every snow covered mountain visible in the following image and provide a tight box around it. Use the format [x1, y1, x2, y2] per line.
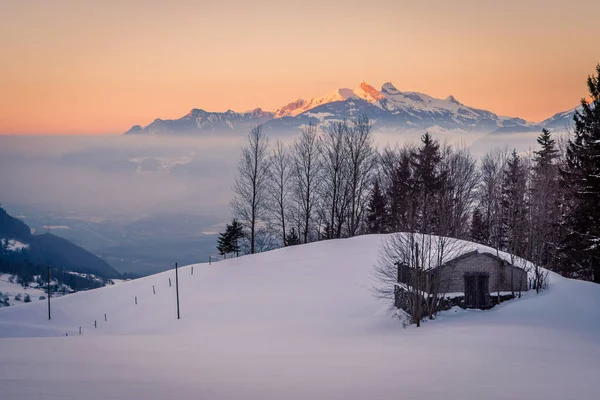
[125, 108, 274, 135]
[540, 106, 580, 131]
[125, 82, 577, 136]
[0, 234, 598, 399]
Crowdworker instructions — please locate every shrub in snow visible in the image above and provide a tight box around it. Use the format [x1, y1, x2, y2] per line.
[14, 293, 22, 301]
[24, 294, 31, 303]
[18, 276, 30, 287]
[39, 295, 46, 300]
[0, 292, 8, 307]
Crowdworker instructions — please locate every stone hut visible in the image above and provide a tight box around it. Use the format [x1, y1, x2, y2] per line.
[396, 250, 529, 309]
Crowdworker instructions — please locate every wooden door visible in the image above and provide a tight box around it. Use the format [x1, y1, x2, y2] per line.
[477, 275, 489, 308]
[464, 275, 476, 307]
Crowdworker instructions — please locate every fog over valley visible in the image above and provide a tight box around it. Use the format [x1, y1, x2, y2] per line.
[0, 129, 548, 275]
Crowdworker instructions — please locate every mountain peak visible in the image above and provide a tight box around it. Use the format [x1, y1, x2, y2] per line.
[186, 108, 205, 118]
[355, 82, 384, 102]
[381, 82, 400, 95]
[445, 95, 461, 105]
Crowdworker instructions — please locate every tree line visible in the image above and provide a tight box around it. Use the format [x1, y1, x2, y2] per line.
[220, 65, 600, 284]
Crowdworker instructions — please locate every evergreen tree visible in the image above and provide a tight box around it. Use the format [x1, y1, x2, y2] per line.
[530, 128, 561, 270]
[470, 208, 488, 244]
[411, 133, 444, 233]
[366, 178, 388, 234]
[216, 231, 231, 259]
[216, 219, 245, 258]
[228, 219, 245, 257]
[285, 227, 300, 246]
[320, 220, 333, 241]
[559, 64, 600, 282]
[501, 150, 528, 256]
[534, 129, 559, 168]
[387, 151, 413, 232]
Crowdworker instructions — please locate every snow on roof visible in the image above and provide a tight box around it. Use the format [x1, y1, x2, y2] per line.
[385, 232, 533, 272]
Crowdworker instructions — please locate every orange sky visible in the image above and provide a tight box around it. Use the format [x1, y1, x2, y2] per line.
[1, 0, 599, 134]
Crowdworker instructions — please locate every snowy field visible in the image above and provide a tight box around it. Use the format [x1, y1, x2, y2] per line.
[0, 235, 598, 400]
[0, 274, 47, 307]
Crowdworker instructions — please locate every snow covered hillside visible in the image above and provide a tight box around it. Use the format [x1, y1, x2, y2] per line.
[0, 274, 47, 307]
[0, 235, 598, 400]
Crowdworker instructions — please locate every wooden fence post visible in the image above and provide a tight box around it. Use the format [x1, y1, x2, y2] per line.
[47, 266, 51, 320]
[175, 262, 180, 320]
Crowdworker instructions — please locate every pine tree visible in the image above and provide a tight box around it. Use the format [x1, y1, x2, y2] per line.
[216, 219, 245, 258]
[530, 129, 560, 270]
[366, 178, 388, 234]
[534, 129, 559, 168]
[387, 152, 413, 232]
[228, 219, 245, 257]
[411, 133, 444, 234]
[501, 150, 528, 256]
[470, 208, 488, 244]
[285, 227, 300, 246]
[320, 221, 333, 241]
[216, 231, 230, 259]
[559, 64, 600, 282]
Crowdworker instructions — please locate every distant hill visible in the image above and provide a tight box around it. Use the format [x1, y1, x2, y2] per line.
[26, 234, 121, 279]
[0, 207, 31, 242]
[0, 207, 121, 279]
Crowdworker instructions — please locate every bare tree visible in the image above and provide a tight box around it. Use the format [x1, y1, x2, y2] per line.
[231, 125, 271, 254]
[374, 232, 467, 326]
[439, 142, 479, 238]
[320, 121, 350, 238]
[267, 140, 291, 246]
[523, 152, 549, 294]
[345, 115, 376, 236]
[378, 145, 401, 193]
[291, 123, 322, 243]
[479, 148, 509, 298]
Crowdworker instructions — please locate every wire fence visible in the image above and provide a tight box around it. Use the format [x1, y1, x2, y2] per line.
[57, 257, 224, 337]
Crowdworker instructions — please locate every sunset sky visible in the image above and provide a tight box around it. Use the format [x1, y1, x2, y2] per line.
[1, 0, 599, 134]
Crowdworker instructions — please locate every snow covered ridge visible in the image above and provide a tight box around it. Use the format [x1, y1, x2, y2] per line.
[0, 233, 596, 338]
[0, 234, 598, 399]
[124, 81, 578, 135]
[1, 238, 29, 252]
